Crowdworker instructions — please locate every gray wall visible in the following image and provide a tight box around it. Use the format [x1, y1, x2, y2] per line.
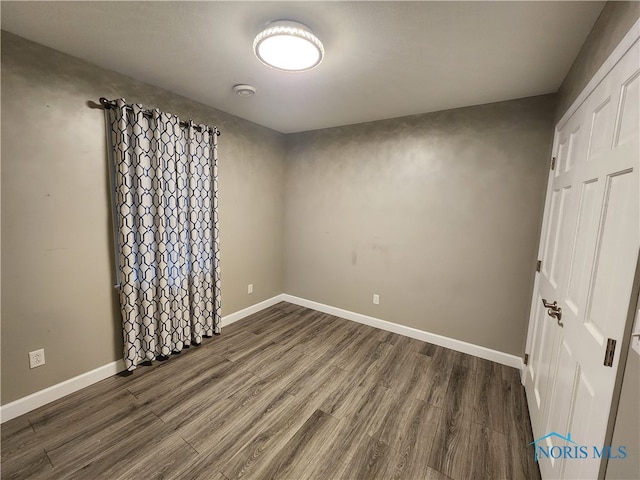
[554, 4, 640, 478]
[1, 31, 286, 405]
[284, 96, 556, 356]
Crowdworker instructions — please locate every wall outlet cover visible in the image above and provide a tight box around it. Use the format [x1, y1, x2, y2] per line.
[29, 349, 46, 369]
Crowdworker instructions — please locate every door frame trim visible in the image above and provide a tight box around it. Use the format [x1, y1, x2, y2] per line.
[601, 251, 640, 479]
[556, 18, 640, 131]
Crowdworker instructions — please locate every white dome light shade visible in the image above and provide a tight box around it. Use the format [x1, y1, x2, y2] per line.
[253, 21, 324, 72]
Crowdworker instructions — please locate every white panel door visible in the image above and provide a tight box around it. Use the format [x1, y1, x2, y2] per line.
[524, 99, 584, 438]
[524, 36, 639, 480]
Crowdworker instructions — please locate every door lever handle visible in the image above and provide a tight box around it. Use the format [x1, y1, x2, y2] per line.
[541, 299, 563, 327]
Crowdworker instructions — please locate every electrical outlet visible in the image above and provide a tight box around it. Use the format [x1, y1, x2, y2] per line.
[29, 349, 46, 369]
[373, 294, 380, 305]
[248, 283, 253, 294]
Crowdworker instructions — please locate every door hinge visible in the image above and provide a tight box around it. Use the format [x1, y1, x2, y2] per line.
[524, 353, 529, 366]
[551, 156, 556, 170]
[536, 260, 542, 273]
[604, 338, 617, 367]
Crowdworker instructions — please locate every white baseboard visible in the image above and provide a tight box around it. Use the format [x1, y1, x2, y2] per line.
[221, 294, 285, 327]
[0, 359, 126, 424]
[0, 294, 285, 424]
[1, 293, 524, 423]
[282, 294, 524, 370]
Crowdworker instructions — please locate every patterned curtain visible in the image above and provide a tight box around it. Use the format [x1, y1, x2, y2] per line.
[106, 99, 221, 371]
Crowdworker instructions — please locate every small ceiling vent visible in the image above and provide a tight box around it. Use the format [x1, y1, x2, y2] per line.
[233, 84, 257, 97]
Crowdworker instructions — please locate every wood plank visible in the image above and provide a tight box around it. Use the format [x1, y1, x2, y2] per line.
[44, 411, 164, 477]
[504, 381, 542, 480]
[0, 417, 52, 480]
[286, 312, 339, 354]
[466, 422, 508, 480]
[342, 338, 394, 379]
[1, 416, 36, 460]
[309, 382, 393, 479]
[298, 315, 359, 359]
[1, 303, 538, 480]
[452, 350, 482, 370]
[321, 327, 385, 372]
[231, 306, 288, 335]
[302, 419, 366, 480]
[415, 346, 454, 407]
[219, 394, 320, 479]
[254, 348, 315, 390]
[385, 398, 442, 480]
[38, 389, 143, 454]
[219, 330, 276, 362]
[472, 359, 509, 434]
[319, 370, 389, 424]
[264, 314, 327, 351]
[27, 374, 132, 431]
[416, 341, 439, 357]
[231, 340, 300, 379]
[316, 326, 380, 372]
[272, 301, 307, 315]
[0, 449, 52, 480]
[501, 364, 522, 383]
[179, 378, 292, 453]
[370, 353, 431, 448]
[125, 352, 229, 399]
[428, 364, 475, 480]
[176, 469, 229, 480]
[250, 409, 340, 480]
[69, 432, 199, 480]
[152, 368, 256, 423]
[283, 360, 348, 406]
[375, 344, 429, 393]
[341, 434, 395, 480]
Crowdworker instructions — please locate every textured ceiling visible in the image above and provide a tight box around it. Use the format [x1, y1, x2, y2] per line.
[1, 1, 604, 133]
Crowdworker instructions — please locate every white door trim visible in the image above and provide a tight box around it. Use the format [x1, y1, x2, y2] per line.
[557, 18, 640, 131]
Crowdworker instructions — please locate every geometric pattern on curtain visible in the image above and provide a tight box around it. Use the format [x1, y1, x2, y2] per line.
[106, 99, 221, 371]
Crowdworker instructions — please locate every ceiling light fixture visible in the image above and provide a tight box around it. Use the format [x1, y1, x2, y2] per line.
[253, 21, 324, 72]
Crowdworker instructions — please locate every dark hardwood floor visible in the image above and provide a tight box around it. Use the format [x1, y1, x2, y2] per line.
[1, 302, 541, 480]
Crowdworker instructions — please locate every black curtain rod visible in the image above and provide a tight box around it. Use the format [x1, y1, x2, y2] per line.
[99, 98, 221, 136]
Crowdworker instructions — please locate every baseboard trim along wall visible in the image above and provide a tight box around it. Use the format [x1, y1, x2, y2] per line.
[1, 292, 523, 422]
[282, 294, 524, 370]
[0, 359, 127, 424]
[0, 294, 285, 423]
[220, 295, 285, 327]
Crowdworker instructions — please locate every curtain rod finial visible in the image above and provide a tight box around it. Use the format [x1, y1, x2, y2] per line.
[100, 97, 115, 109]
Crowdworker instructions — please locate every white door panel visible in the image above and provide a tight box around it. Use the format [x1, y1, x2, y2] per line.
[529, 295, 562, 431]
[525, 36, 639, 480]
[615, 70, 639, 148]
